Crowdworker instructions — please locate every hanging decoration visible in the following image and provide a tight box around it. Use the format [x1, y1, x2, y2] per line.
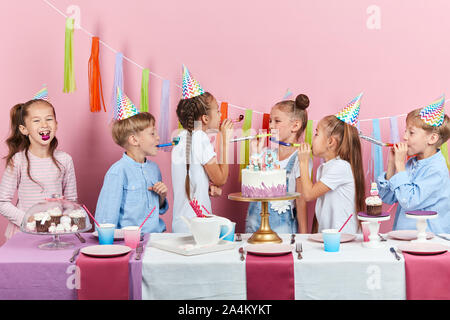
[158, 79, 171, 151]
[88, 36, 106, 112]
[63, 18, 76, 93]
[110, 52, 124, 120]
[140, 68, 150, 112]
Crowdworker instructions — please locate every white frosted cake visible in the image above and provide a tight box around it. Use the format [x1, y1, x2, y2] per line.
[241, 149, 287, 198]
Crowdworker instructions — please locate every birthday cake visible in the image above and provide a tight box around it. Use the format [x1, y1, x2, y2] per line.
[365, 183, 382, 216]
[242, 149, 286, 198]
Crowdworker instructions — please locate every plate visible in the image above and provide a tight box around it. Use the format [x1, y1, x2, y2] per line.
[388, 230, 434, 241]
[80, 245, 131, 257]
[149, 235, 237, 256]
[397, 242, 448, 255]
[245, 243, 293, 256]
[308, 233, 356, 243]
[92, 229, 124, 240]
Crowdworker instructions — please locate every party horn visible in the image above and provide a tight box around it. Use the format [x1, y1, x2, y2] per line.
[221, 115, 244, 124]
[269, 137, 300, 147]
[359, 132, 393, 147]
[157, 137, 180, 148]
[229, 133, 272, 143]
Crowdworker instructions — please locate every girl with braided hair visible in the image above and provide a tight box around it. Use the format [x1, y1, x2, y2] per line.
[171, 66, 233, 232]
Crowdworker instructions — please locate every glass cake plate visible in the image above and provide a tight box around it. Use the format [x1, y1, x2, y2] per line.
[20, 194, 92, 250]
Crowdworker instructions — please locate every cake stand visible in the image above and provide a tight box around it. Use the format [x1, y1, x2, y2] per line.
[357, 212, 390, 248]
[228, 192, 300, 244]
[405, 211, 438, 243]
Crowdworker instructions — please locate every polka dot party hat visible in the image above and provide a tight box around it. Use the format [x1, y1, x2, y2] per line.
[335, 92, 363, 127]
[419, 94, 445, 127]
[181, 65, 205, 100]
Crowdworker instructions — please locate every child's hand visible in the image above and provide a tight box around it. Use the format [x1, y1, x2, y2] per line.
[297, 143, 311, 164]
[209, 185, 222, 197]
[393, 142, 408, 172]
[148, 182, 168, 201]
[220, 119, 234, 142]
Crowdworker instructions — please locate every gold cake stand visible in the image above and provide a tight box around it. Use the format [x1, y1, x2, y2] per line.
[228, 192, 300, 244]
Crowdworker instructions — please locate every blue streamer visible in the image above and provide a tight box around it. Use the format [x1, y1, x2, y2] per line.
[372, 119, 384, 181]
[110, 52, 124, 119]
[158, 79, 171, 152]
[389, 116, 400, 143]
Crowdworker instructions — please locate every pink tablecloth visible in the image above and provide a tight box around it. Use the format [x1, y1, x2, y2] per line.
[404, 252, 450, 300]
[245, 252, 295, 300]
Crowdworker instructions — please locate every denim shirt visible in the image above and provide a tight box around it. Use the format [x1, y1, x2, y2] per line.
[95, 153, 168, 233]
[377, 150, 450, 234]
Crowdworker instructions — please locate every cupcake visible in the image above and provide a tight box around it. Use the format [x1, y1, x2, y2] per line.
[69, 209, 86, 230]
[26, 220, 36, 232]
[60, 215, 71, 225]
[47, 207, 62, 225]
[366, 183, 382, 216]
[48, 223, 57, 233]
[34, 212, 51, 232]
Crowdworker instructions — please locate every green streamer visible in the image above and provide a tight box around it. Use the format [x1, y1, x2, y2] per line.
[63, 18, 76, 93]
[140, 68, 150, 112]
[240, 109, 253, 174]
[441, 142, 450, 170]
[304, 119, 314, 180]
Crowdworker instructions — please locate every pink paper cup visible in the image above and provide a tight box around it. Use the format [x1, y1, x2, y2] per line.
[122, 226, 141, 249]
[361, 222, 370, 242]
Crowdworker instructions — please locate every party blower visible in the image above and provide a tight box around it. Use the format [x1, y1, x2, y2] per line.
[358, 132, 393, 147]
[221, 115, 244, 124]
[269, 137, 301, 147]
[229, 133, 272, 143]
[156, 137, 181, 148]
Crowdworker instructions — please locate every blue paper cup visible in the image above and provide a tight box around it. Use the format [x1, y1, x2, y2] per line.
[97, 223, 115, 245]
[322, 229, 341, 252]
[220, 222, 236, 242]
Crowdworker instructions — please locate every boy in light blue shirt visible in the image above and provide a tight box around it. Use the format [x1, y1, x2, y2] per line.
[377, 96, 450, 234]
[95, 89, 168, 233]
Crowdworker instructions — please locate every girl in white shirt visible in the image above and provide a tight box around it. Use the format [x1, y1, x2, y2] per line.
[171, 87, 233, 232]
[297, 114, 366, 234]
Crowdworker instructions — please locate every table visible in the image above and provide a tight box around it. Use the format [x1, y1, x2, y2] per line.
[0, 232, 146, 300]
[141, 233, 449, 300]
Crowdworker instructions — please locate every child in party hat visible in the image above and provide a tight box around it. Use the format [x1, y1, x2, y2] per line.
[245, 93, 311, 234]
[377, 95, 450, 233]
[94, 87, 168, 233]
[171, 65, 234, 233]
[297, 93, 366, 233]
[0, 87, 77, 239]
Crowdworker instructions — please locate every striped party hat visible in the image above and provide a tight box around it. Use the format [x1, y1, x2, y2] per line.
[114, 87, 139, 121]
[33, 86, 49, 100]
[419, 94, 445, 127]
[335, 92, 363, 127]
[181, 65, 205, 99]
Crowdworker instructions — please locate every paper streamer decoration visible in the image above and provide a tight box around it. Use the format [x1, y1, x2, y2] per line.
[304, 120, 314, 180]
[372, 119, 384, 181]
[111, 53, 124, 120]
[220, 102, 228, 122]
[158, 79, 171, 152]
[240, 109, 253, 178]
[262, 113, 270, 145]
[389, 116, 400, 143]
[88, 37, 106, 112]
[63, 18, 76, 93]
[140, 69, 150, 112]
[441, 142, 450, 170]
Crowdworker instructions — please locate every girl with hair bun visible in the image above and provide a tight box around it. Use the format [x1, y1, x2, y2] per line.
[245, 93, 312, 234]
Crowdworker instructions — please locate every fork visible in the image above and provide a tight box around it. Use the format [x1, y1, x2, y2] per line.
[378, 233, 387, 242]
[235, 233, 242, 242]
[239, 247, 245, 261]
[135, 242, 144, 260]
[69, 248, 80, 263]
[75, 233, 86, 243]
[290, 234, 296, 245]
[295, 242, 303, 260]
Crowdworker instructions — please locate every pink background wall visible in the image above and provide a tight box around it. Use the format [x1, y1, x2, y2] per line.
[1, 0, 449, 245]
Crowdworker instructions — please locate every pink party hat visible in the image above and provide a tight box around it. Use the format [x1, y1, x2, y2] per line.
[335, 92, 363, 127]
[419, 94, 445, 127]
[33, 86, 49, 100]
[181, 65, 205, 100]
[114, 87, 139, 121]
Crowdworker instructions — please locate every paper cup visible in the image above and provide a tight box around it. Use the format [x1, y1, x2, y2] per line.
[220, 222, 236, 242]
[322, 229, 341, 252]
[97, 223, 115, 245]
[122, 226, 141, 249]
[361, 221, 370, 242]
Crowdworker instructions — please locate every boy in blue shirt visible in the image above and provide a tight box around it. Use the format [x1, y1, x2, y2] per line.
[377, 95, 450, 234]
[95, 88, 168, 233]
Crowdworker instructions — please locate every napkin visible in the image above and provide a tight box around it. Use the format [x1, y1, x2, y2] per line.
[245, 252, 295, 300]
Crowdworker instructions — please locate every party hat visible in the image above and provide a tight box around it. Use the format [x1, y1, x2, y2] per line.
[335, 92, 363, 127]
[419, 94, 445, 127]
[114, 87, 139, 121]
[181, 65, 205, 99]
[33, 86, 49, 100]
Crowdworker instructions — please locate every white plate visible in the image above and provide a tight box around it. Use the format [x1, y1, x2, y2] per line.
[397, 242, 448, 255]
[80, 244, 131, 257]
[308, 233, 356, 243]
[149, 235, 237, 256]
[388, 230, 434, 241]
[92, 229, 124, 240]
[245, 243, 293, 256]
